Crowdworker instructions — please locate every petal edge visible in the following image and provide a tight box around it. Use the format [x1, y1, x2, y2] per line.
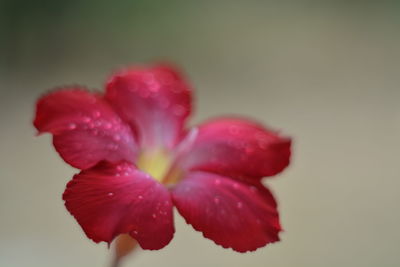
[172, 171, 281, 252]
[63, 161, 175, 250]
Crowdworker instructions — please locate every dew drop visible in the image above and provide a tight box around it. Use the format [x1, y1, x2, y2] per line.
[229, 125, 239, 135]
[129, 85, 138, 92]
[214, 179, 221, 185]
[159, 97, 170, 108]
[68, 123, 77, 130]
[257, 140, 268, 149]
[138, 195, 143, 200]
[107, 192, 114, 197]
[172, 105, 186, 116]
[113, 134, 121, 141]
[133, 230, 139, 235]
[233, 183, 239, 189]
[245, 145, 254, 154]
[139, 89, 150, 98]
[152, 213, 157, 219]
[171, 86, 183, 93]
[83, 117, 91, 123]
[250, 186, 258, 192]
[149, 83, 160, 92]
[107, 144, 118, 151]
[237, 202, 243, 209]
[213, 197, 220, 204]
[104, 122, 112, 129]
[93, 111, 101, 118]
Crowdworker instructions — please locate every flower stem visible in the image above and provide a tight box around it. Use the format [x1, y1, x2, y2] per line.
[110, 257, 121, 267]
[109, 234, 138, 267]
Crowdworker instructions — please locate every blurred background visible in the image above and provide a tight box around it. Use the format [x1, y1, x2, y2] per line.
[1, 0, 400, 266]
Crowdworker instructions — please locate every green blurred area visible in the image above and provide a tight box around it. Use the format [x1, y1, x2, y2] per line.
[1, 0, 400, 74]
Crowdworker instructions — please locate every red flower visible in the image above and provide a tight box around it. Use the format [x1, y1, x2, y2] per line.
[33, 64, 291, 252]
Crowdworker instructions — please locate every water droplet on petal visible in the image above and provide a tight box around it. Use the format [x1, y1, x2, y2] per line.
[171, 86, 183, 94]
[129, 84, 138, 92]
[149, 83, 160, 92]
[152, 213, 157, 219]
[107, 192, 114, 197]
[229, 125, 239, 135]
[237, 202, 243, 209]
[213, 197, 220, 204]
[93, 111, 101, 118]
[104, 122, 112, 129]
[138, 195, 143, 200]
[107, 144, 118, 151]
[68, 123, 77, 130]
[205, 207, 211, 215]
[139, 89, 150, 98]
[133, 230, 139, 235]
[250, 186, 258, 193]
[83, 117, 91, 123]
[113, 134, 121, 141]
[258, 140, 268, 149]
[245, 145, 254, 154]
[214, 179, 221, 185]
[172, 105, 186, 116]
[159, 97, 170, 108]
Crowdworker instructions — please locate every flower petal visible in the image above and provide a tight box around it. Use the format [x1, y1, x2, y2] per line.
[63, 161, 175, 250]
[34, 88, 138, 169]
[172, 171, 281, 252]
[105, 64, 192, 149]
[177, 117, 291, 179]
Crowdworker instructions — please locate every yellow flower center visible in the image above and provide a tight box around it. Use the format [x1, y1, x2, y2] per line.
[137, 149, 182, 185]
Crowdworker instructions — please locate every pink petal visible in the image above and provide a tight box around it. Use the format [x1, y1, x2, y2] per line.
[177, 117, 291, 179]
[105, 64, 192, 149]
[34, 88, 138, 169]
[172, 171, 281, 252]
[63, 161, 175, 250]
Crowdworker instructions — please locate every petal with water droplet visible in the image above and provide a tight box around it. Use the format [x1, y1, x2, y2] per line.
[34, 88, 138, 169]
[172, 171, 281, 252]
[176, 117, 291, 180]
[63, 161, 175, 250]
[105, 64, 192, 149]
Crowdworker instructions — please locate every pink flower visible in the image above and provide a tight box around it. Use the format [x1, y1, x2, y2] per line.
[33, 64, 291, 253]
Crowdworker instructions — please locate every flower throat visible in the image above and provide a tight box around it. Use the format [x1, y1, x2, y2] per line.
[137, 149, 181, 185]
